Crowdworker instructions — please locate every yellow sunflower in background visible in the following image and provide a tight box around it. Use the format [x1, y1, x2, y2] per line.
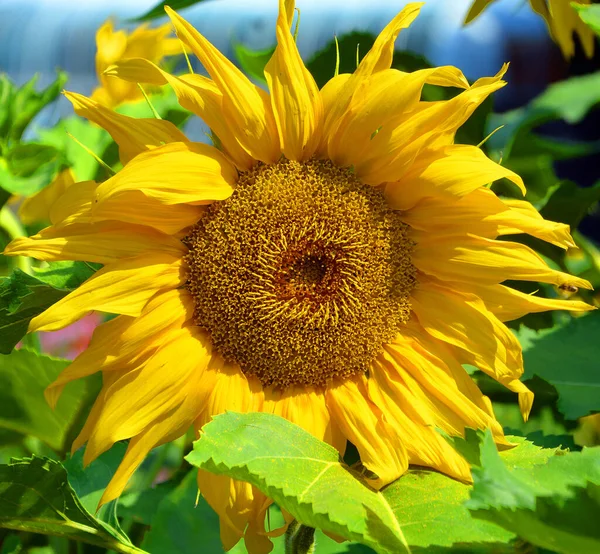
[465, 0, 595, 59]
[92, 19, 182, 107]
[4, 1, 595, 552]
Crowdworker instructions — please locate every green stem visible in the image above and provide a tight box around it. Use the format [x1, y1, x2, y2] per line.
[0, 205, 31, 274]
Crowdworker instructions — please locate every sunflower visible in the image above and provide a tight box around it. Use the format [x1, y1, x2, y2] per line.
[4, 1, 594, 552]
[92, 19, 182, 107]
[465, 0, 595, 59]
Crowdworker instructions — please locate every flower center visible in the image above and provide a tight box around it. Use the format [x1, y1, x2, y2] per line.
[184, 159, 416, 389]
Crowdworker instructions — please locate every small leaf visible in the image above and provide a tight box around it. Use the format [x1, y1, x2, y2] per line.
[0, 262, 98, 354]
[132, 0, 214, 21]
[517, 311, 600, 420]
[185, 412, 409, 554]
[4, 144, 62, 179]
[140, 470, 223, 553]
[233, 42, 275, 85]
[63, 443, 127, 516]
[0, 456, 145, 553]
[0, 349, 98, 452]
[1, 71, 68, 144]
[466, 432, 600, 554]
[541, 180, 600, 230]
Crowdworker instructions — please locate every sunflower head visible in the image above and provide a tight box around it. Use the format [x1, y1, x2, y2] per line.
[4, 1, 595, 553]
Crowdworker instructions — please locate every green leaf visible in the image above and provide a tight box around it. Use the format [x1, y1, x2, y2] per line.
[0, 456, 144, 553]
[185, 412, 410, 554]
[0, 349, 98, 452]
[140, 470, 223, 553]
[540, 180, 600, 229]
[63, 443, 127, 517]
[466, 432, 600, 554]
[37, 115, 112, 182]
[0, 155, 62, 197]
[0, 262, 98, 354]
[132, 0, 213, 21]
[518, 311, 600, 420]
[233, 42, 276, 85]
[572, 3, 600, 36]
[4, 144, 62, 179]
[305, 32, 434, 90]
[0, 71, 67, 145]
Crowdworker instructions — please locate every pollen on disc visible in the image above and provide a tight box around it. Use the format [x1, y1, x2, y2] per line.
[184, 159, 416, 388]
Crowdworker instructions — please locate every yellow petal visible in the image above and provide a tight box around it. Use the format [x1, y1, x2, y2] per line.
[326, 376, 408, 487]
[403, 188, 573, 250]
[197, 472, 274, 554]
[357, 67, 509, 185]
[413, 233, 592, 290]
[3, 221, 185, 264]
[385, 336, 505, 439]
[411, 278, 533, 419]
[19, 169, 75, 225]
[94, 141, 236, 207]
[495, 197, 575, 249]
[65, 91, 187, 165]
[367, 358, 472, 481]
[319, 3, 424, 150]
[104, 58, 254, 170]
[45, 288, 195, 407]
[86, 326, 211, 467]
[386, 145, 524, 210]
[264, 0, 323, 161]
[328, 66, 469, 166]
[49, 180, 98, 225]
[456, 281, 596, 322]
[165, 7, 279, 164]
[29, 252, 184, 333]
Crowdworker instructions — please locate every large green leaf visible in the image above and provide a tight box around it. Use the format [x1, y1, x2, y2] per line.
[573, 3, 600, 36]
[0, 262, 98, 354]
[186, 412, 409, 554]
[0, 349, 97, 452]
[132, 0, 213, 21]
[467, 432, 600, 554]
[0, 456, 144, 553]
[518, 311, 600, 420]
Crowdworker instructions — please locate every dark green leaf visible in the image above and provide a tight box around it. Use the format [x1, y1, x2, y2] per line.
[186, 412, 409, 554]
[467, 432, 600, 554]
[305, 32, 434, 90]
[63, 443, 127, 517]
[0, 456, 144, 553]
[132, 0, 214, 21]
[573, 3, 600, 36]
[540, 180, 600, 229]
[140, 470, 223, 553]
[233, 42, 275, 85]
[0, 349, 97, 452]
[0, 270, 67, 354]
[0, 262, 98, 354]
[518, 311, 600, 419]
